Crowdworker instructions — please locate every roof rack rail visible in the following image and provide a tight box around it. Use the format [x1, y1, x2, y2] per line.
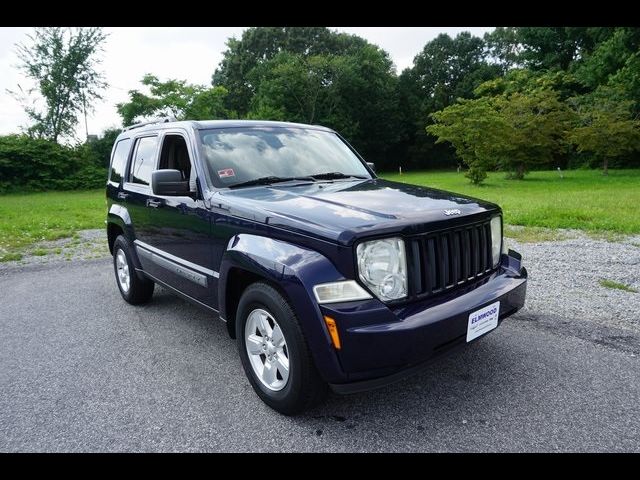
[123, 117, 176, 131]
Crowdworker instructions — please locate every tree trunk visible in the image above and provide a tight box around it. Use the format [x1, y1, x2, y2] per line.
[517, 163, 525, 179]
[603, 158, 609, 176]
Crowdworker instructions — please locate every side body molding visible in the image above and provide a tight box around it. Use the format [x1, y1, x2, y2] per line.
[218, 234, 350, 383]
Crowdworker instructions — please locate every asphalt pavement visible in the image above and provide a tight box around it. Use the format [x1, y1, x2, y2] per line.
[1, 259, 639, 452]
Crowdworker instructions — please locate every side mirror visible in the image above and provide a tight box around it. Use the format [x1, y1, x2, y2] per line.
[151, 169, 190, 196]
[366, 162, 376, 173]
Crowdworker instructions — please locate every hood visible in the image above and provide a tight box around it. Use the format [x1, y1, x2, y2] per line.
[212, 178, 500, 245]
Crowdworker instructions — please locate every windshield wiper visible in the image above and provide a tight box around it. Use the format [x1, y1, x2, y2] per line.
[228, 176, 315, 189]
[310, 172, 369, 181]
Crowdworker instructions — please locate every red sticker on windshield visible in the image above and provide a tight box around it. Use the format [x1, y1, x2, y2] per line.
[218, 168, 235, 178]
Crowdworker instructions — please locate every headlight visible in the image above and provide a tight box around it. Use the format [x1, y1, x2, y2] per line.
[313, 280, 372, 304]
[490, 216, 502, 267]
[357, 238, 407, 301]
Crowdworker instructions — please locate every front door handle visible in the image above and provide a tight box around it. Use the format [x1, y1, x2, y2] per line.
[146, 199, 163, 208]
[117, 192, 129, 200]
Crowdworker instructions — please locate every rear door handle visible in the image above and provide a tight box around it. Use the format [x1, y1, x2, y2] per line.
[146, 199, 163, 208]
[117, 192, 129, 200]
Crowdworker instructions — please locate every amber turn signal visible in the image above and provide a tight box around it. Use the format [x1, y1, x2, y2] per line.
[323, 316, 341, 350]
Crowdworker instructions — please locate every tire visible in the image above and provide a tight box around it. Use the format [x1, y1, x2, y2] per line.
[113, 235, 154, 305]
[237, 282, 328, 415]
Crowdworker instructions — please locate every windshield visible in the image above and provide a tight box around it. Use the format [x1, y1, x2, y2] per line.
[198, 127, 371, 188]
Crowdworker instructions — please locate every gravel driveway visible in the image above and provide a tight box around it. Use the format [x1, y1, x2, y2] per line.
[4, 227, 638, 335]
[508, 231, 640, 349]
[0, 228, 639, 452]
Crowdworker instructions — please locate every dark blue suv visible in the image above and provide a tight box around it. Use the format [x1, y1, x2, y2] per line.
[106, 119, 527, 414]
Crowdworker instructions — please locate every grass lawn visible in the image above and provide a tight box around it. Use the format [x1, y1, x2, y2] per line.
[382, 169, 640, 235]
[0, 189, 104, 261]
[0, 169, 638, 260]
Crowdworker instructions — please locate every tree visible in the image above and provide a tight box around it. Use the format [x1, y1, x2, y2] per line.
[427, 97, 504, 184]
[496, 88, 575, 178]
[116, 74, 230, 126]
[510, 27, 614, 71]
[572, 28, 640, 116]
[572, 28, 640, 89]
[569, 87, 640, 175]
[212, 27, 369, 115]
[474, 68, 585, 101]
[608, 53, 640, 116]
[484, 27, 523, 72]
[427, 83, 575, 182]
[410, 33, 500, 113]
[246, 44, 401, 166]
[247, 52, 347, 124]
[12, 27, 108, 143]
[85, 128, 121, 168]
[397, 32, 501, 170]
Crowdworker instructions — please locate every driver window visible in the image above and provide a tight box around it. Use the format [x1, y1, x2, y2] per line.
[158, 134, 196, 193]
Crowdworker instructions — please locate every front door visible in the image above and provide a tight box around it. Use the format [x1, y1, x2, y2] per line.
[128, 131, 215, 308]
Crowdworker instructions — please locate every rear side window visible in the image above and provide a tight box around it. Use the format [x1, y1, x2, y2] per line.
[129, 136, 158, 186]
[109, 139, 131, 183]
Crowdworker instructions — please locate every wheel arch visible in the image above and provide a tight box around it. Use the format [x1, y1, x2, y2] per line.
[217, 234, 350, 384]
[107, 204, 143, 275]
[222, 266, 299, 339]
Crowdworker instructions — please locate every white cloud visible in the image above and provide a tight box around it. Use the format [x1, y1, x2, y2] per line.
[0, 26, 493, 139]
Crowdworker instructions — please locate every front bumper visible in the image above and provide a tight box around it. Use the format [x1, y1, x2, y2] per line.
[321, 250, 527, 394]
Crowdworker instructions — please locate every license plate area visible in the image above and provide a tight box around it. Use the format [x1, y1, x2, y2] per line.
[467, 301, 500, 342]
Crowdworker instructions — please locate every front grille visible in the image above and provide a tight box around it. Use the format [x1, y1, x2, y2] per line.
[413, 220, 494, 296]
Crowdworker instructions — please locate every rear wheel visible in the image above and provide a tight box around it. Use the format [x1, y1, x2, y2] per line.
[113, 235, 154, 305]
[237, 282, 327, 415]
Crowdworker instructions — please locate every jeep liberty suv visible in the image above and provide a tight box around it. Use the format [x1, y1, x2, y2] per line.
[106, 119, 527, 415]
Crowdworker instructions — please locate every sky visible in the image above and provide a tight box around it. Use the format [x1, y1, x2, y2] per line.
[0, 27, 493, 139]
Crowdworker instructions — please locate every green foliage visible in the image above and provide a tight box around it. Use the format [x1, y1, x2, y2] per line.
[0, 134, 108, 193]
[217, 28, 400, 166]
[568, 87, 640, 174]
[8, 26, 640, 194]
[465, 165, 488, 185]
[496, 88, 576, 178]
[499, 27, 615, 71]
[474, 68, 584, 100]
[212, 27, 370, 115]
[11, 27, 108, 143]
[607, 52, 640, 116]
[85, 128, 121, 168]
[484, 27, 523, 71]
[426, 29, 640, 179]
[427, 97, 503, 184]
[397, 32, 501, 170]
[428, 81, 575, 182]
[116, 74, 230, 126]
[573, 28, 640, 90]
[247, 52, 348, 124]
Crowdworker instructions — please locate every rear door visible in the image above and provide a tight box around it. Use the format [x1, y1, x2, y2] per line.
[122, 134, 160, 253]
[106, 137, 133, 214]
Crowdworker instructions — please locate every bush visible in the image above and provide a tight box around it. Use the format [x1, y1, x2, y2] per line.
[0, 134, 108, 193]
[465, 165, 488, 185]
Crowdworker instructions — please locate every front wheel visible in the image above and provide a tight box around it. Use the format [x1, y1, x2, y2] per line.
[237, 282, 327, 415]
